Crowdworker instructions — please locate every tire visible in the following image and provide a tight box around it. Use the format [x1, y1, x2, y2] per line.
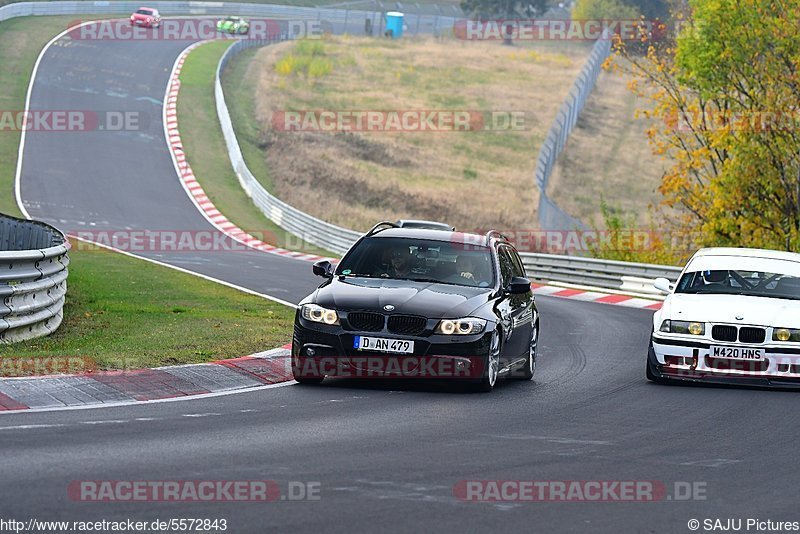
[474, 330, 501, 392]
[515, 321, 537, 380]
[646, 341, 670, 385]
[294, 375, 324, 385]
[292, 354, 324, 385]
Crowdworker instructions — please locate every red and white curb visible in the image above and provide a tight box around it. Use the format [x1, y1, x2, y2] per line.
[163, 43, 659, 318]
[532, 283, 663, 310]
[164, 43, 334, 264]
[0, 284, 660, 413]
[0, 346, 294, 413]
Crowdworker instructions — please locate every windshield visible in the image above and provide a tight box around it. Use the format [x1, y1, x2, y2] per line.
[336, 237, 496, 288]
[676, 269, 800, 300]
[135, 9, 154, 15]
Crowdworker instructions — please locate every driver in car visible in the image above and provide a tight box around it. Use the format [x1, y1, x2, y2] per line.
[702, 269, 730, 287]
[379, 245, 414, 279]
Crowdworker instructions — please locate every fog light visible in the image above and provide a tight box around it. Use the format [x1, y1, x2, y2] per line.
[306, 347, 316, 357]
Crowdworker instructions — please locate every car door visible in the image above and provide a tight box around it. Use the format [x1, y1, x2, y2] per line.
[493, 245, 528, 367]
[508, 247, 535, 359]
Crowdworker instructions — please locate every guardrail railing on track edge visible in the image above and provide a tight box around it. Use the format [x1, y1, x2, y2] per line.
[215, 39, 682, 296]
[0, 0, 680, 306]
[216, 39, 362, 256]
[0, 213, 69, 343]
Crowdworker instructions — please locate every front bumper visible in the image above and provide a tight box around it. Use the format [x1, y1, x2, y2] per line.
[650, 334, 800, 387]
[292, 318, 493, 379]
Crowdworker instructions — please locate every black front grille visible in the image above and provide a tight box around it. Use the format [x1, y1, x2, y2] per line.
[347, 312, 384, 332]
[712, 325, 737, 342]
[739, 327, 766, 344]
[387, 315, 427, 336]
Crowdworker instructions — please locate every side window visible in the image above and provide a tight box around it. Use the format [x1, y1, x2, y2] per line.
[497, 246, 515, 288]
[508, 249, 526, 279]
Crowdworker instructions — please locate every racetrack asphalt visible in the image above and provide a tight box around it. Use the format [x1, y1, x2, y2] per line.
[18, 28, 319, 304]
[2, 296, 798, 532]
[9, 21, 800, 533]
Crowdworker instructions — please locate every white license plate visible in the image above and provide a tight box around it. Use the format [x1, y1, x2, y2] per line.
[354, 336, 414, 354]
[711, 345, 764, 361]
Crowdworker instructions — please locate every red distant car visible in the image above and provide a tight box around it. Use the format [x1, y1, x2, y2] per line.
[130, 7, 161, 28]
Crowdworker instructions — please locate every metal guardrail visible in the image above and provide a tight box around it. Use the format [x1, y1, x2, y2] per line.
[0, 214, 69, 343]
[216, 39, 363, 255]
[213, 25, 681, 290]
[0, 1, 460, 37]
[520, 252, 682, 294]
[535, 32, 611, 232]
[1, 1, 680, 297]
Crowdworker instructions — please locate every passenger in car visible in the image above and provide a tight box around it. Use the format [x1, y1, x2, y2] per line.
[447, 254, 490, 286]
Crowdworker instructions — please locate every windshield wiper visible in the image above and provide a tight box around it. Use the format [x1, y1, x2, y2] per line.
[406, 277, 460, 286]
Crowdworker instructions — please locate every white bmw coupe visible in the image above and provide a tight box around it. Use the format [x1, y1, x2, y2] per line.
[648, 247, 800, 387]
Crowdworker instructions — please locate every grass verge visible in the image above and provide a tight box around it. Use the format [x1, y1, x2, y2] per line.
[547, 67, 665, 228]
[0, 17, 295, 373]
[226, 36, 592, 232]
[0, 245, 295, 373]
[178, 40, 334, 257]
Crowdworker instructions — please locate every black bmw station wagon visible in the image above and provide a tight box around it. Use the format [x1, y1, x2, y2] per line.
[291, 222, 538, 392]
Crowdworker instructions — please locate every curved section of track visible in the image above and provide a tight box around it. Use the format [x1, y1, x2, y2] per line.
[18, 27, 317, 304]
[8, 22, 799, 532]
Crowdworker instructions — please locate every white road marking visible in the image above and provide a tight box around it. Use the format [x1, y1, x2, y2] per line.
[81, 420, 128, 425]
[680, 458, 741, 468]
[481, 434, 613, 445]
[0, 380, 296, 415]
[0, 424, 66, 431]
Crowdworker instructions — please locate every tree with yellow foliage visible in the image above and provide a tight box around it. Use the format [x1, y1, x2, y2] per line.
[613, 0, 800, 253]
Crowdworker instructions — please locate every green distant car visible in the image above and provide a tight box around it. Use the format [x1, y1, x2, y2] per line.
[216, 16, 249, 34]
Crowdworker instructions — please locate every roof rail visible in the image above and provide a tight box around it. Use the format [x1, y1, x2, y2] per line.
[366, 221, 400, 236]
[485, 229, 509, 242]
[396, 219, 455, 231]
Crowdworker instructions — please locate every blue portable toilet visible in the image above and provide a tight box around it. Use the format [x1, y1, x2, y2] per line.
[385, 11, 404, 38]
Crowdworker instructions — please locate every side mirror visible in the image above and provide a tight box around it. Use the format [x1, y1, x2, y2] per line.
[506, 276, 532, 295]
[312, 260, 334, 278]
[653, 277, 673, 294]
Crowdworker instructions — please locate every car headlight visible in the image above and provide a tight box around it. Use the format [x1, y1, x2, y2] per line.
[301, 304, 339, 325]
[435, 317, 486, 335]
[773, 328, 800, 342]
[659, 320, 705, 335]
